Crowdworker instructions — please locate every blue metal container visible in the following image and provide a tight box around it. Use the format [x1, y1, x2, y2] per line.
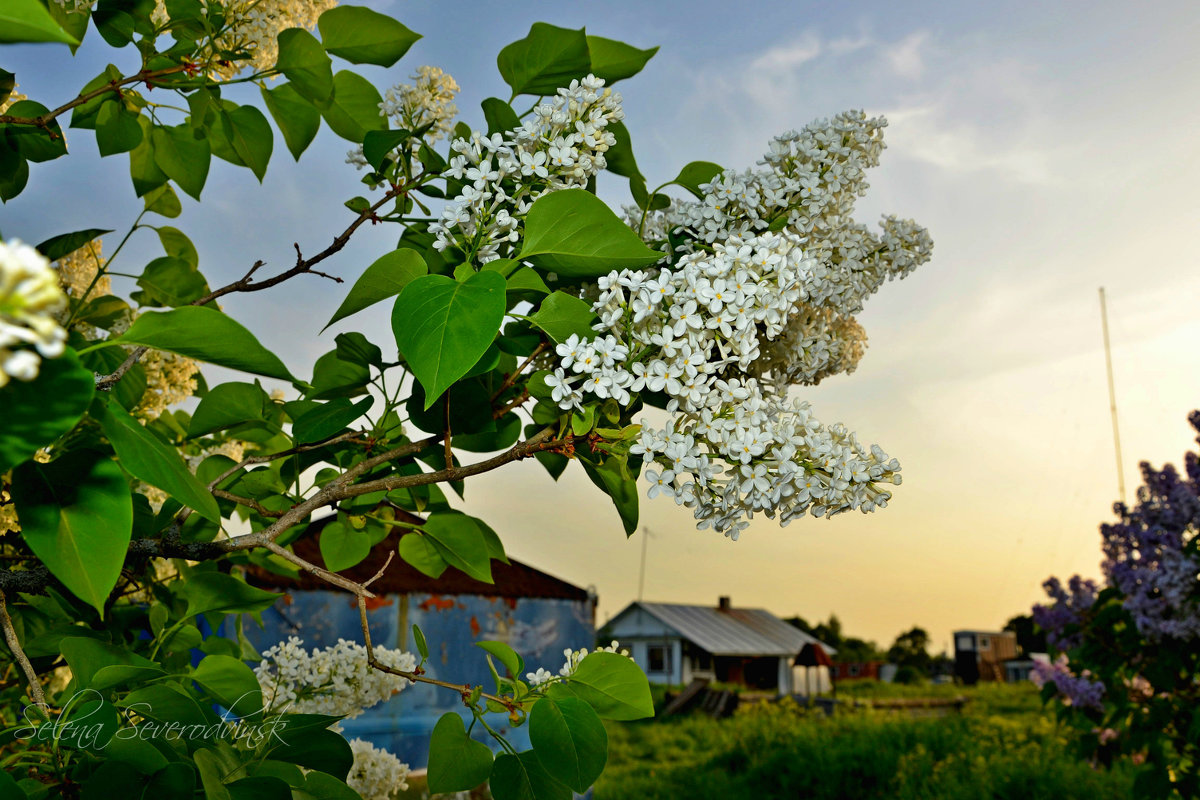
[245, 556, 596, 769]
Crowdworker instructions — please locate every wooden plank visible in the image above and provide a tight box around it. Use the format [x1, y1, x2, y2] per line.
[661, 677, 710, 716]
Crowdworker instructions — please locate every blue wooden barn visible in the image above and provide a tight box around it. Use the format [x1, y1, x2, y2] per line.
[244, 519, 596, 769]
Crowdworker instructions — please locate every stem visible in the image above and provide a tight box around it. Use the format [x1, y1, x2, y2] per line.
[0, 591, 46, 708]
[0, 67, 191, 128]
[637, 181, 672, 240]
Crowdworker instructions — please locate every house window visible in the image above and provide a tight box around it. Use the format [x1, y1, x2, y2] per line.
[848, 664, 860, 677]
[980, 637, 990, 650]
[955, 634, 975, 652]
[648, 644, 671, 673]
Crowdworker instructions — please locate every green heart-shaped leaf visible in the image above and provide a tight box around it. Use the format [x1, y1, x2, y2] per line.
[519, 189, 663, 278]
[392, 271, 505, 408]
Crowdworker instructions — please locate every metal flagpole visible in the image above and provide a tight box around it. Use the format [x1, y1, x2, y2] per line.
[1099, 287, 1126, 505]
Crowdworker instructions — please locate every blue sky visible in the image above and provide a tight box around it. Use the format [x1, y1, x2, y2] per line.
[5, 0, 1200, 649]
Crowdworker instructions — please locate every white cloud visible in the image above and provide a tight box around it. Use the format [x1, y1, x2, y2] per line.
[749, 32, 822, 72]
[884, 31, 930, 79]
[880, 104, 1055, 185]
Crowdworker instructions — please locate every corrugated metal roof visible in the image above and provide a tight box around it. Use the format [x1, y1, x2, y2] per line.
[622, 602, 829, 657]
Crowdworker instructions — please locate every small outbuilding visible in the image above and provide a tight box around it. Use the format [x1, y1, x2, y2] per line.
[600, 596, 831, 694]
[953, 629, 1019, 684]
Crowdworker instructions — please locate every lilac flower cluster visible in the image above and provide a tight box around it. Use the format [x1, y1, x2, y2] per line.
[1099, 410, 1200, 642]
[1031, 654, 1106, 712]
[1032, 575, 1098, 651]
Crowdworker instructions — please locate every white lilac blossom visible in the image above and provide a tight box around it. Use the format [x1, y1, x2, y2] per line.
[144, 0, 337, 77]
[430, 74, 624, 263]
[633, 112, 932, 295]
[550, 232, 908, 538]
[541, 113, 932, 538]
[0, 239, 68, 389]
[346, 66, 460, 167]
[525, 641, 631, 687]
[254, 636, 417, 718]
[346, 739, 411, 800]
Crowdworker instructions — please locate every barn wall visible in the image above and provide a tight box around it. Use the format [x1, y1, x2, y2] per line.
[246, 590, 595, 768]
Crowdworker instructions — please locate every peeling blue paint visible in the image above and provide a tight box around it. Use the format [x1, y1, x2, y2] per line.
[245, 590, 595, 768]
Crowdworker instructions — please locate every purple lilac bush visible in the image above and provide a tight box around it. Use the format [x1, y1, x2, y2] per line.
[1033, 410, 1200, 798]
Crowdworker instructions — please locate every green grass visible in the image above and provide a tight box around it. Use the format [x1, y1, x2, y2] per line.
[596, 683, 1135, 800]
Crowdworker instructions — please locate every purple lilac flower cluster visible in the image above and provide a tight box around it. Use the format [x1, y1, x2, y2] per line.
[1100, 410, 1200, 642]
[1032, 575, 1099, 651]
[1031, 655, 1106, 712]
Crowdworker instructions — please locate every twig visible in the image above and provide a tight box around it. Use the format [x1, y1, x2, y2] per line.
[95, 346, 148, 390]
[443, 394, 453, 466]
[493, 390, 529, 420]
[0, 591, 46, 708]
[0, 65, 189, 128]
[339, 427, 561, 499]
[94, 184, 408, 389]
[211, 490, 286, 518]
[363, 552, 395, 589]
[357, 593, 515, 710]
[262, 542, 373, 597]
[489, 342, 547, 402]
[1, 429, 572, 597]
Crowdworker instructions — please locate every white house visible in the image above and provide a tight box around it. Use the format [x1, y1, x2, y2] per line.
[600, 597, 832, 695]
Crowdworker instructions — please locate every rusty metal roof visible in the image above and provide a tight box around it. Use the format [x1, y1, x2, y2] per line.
[245, 516, 590, 601]
[606, 601, 832, 657]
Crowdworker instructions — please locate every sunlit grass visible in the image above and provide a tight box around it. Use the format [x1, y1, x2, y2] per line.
[596, 682, 1135, 800]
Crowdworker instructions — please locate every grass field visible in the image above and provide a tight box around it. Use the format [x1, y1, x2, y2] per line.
[595, 682, 1135, 800]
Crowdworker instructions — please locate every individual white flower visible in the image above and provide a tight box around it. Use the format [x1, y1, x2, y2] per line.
[0, 239, 68, 389]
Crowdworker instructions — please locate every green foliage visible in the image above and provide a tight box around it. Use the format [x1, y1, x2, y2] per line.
[553, 652, 655, 720]
[529, 696, 608, 791]
[585, 36, 659, 84]
[0, 349, 93, 473]
[420, 511, 495, 583]
[392, 270, 506, 408]
[98, 400, 222, 523]
[0, 10, 684, 799]
[318, 518, 370, 571]
[0, 0, 79, 44]
[261, 83, 321, 160]
[491, 751, 572, 800]
[671, 161, 724, 198]
[114, 306, 296, 381]
[275, 28, 334, 103]
[324, 248, 427, 330]
[527, 291, 598, 343]
[317, 70, 386, 142]
[497, 23, 592, 97]
[598, 687, 1135, 800]
[317, 5, 420, 67]
[497, 23, 657, 97]
[519, 189, 664, 277]
[12, 452, 132, 615]
[427, 712, 495, 793]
